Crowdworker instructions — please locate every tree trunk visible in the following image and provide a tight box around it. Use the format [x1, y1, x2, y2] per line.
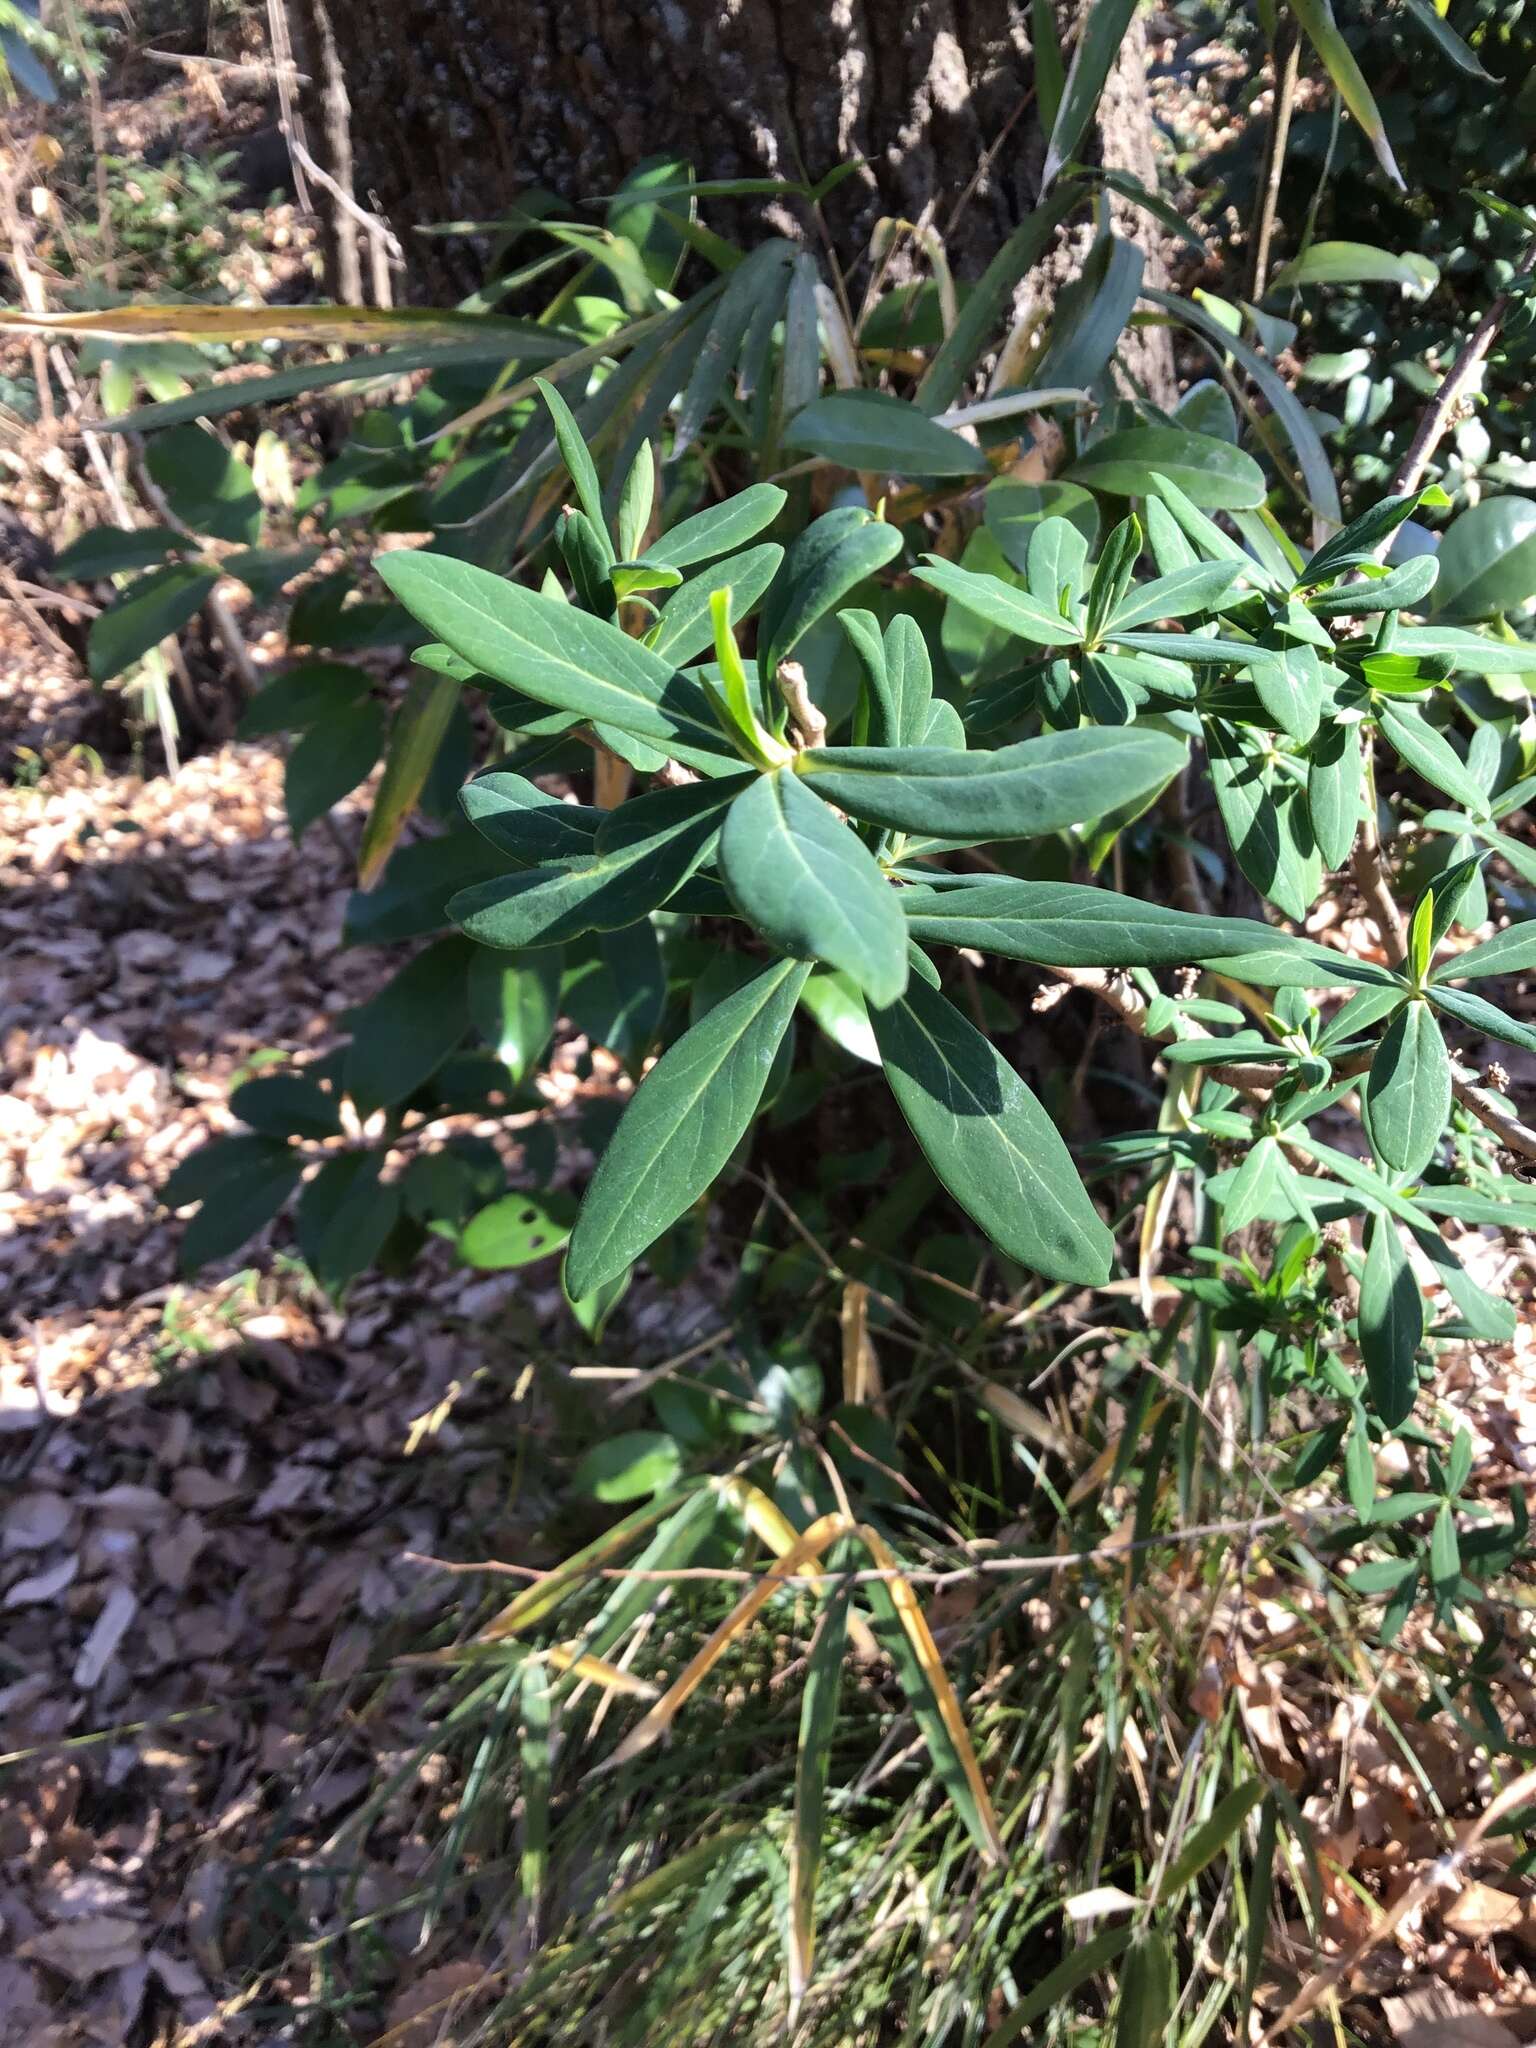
[289, 0, 1174, 390]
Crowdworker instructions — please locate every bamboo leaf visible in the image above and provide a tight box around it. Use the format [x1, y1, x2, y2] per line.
[788, 1539, 856, 2017]
[605, 1513, 850, 1766]
[857, 1524, 1003, 1863]
[1041, 0, 1139, 190]
[1290, 0, 1404, 185]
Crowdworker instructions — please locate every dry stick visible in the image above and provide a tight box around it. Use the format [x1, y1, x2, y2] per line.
[1245, 12, 1301, 303]
[1256, 1761, 1536, 2046]
[1391, 230, 1536, 496]
[142, 47, 310, 84]
[307, 0, 363, 306]
[262, 0, 313, 213]
[60, 1, 115, 293]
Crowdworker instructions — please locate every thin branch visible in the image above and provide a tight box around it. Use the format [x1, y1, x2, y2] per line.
[1391, 232, 1536, 496]
[1245, 12, 1301, 302]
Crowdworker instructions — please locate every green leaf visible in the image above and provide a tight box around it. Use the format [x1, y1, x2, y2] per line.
[1066, 429, 1266, 510]
[1364, 1001, 1449, 1180]
[468, 948, 561, 1083]
[229, 1073, 342, 1141]
[799, 969, 880, 1065]
[982, 1924, 1133, 2048]
[759, 511, 905, 677]
[841, 610, 934, 749]
[1427, 980, 1536, 1059]
[1400, 0, 1492, 78]
[1296, 491, 1431, 586]
[298, 1153, 400, 1300]
[917, 188, 1080, 414]
[719, 770, 907, 1006]
[342, 936, 473, 1114]
[1308, 717, 1363, 870]
[144, 424, 262, 543]
[1205, 719, 1320, 921]
[1145, 292, 1341, 524]
[616, 443, 657, 561]
[801, 726, 1185, 841]
[1103, 560, 1246, 633]
[784, 391, 988, 477]
[573, 1430, 683, 1503]
[55, 526, 182, 579]
[643, 484, 787, 569]
[1033, 0, 1065, 132]
[535, 376, 613, 557]
[176, 1145, 301, 1274]
[1432, 498, 1536, 620]
[1270, 242, 1437, 293]
[1431, 1501, 1461, 1597]
[1391, 625, 1536, 677]
[285, 698, 386, 838]
[451, 776, 746, 948]
[1116, 1930, 1173, 2048]
[913, 556, 1083, 648]
[1437, 919, 1536, 983]
[1154, 1780, 1265, 1902]
[984, 478, 1100, 574]
[376, 551, 738, 774]
[1377, 705, 1487, 813]
[647, 544, 783, 666]
[356, 674, 460, 885]
[872, 972, 1112, 1285]
[460, 772, 603, 863]
[1359, 1213, 1423, 1429]
[565, 956, 812, 1296]
[343, 828, 508, 946]
[163, 1132, 294, 1212]
[239, 660, 373, 738]
[563, 922, 667, 1061]
[460, 1189, 577, 1269]
[1290, 0, 1403, 186]
[896, 877, 1307, 968]
[788, 1540, 855, 2011]
[87, 563, 218, 683]
[1041, 0, 1137, 189]
[1252, 646, 1323, 744]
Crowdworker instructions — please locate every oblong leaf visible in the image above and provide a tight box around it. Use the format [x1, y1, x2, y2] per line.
[872, 972, 1113, 1284]
[376, 551, 738, 772]
[1359, 1213, 1423, 1428]
[802, 727, 1184, 842]
[719, 770, 908, 1006]
[784, 390, 989, 476]
[1066, 427, 1266, 510]
[1364, 1000, 1450, 1180]
[565, 955, 812, 1295]
[896, 877, 1311, 968]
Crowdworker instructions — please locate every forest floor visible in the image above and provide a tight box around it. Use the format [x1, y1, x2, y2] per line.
[6, 11, 1536, 2048]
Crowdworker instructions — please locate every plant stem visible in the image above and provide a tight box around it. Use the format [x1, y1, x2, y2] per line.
[1390, 231, 1536, 495]
[1246, 11, 1302, 303]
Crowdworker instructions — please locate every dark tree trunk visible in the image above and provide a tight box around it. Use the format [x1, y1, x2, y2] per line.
[290, 0, 1174, 394]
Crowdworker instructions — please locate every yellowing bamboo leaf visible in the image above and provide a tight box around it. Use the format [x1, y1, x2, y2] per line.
[605, 1513, 853, 1767]
[476, 1490, 694, 1642]
[713, 1480, 880, 1659]
[976, 1380, 1076, 1462]
[544, 1643, 659, 1698]
[840, 1279, 885, 1411]
[0, 303, 546, 346]
[857, 1524, 1003, 1864]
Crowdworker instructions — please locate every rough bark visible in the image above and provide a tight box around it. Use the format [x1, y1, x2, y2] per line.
[290, 0, 1058, 294]
[287, 0, 1175, 401]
